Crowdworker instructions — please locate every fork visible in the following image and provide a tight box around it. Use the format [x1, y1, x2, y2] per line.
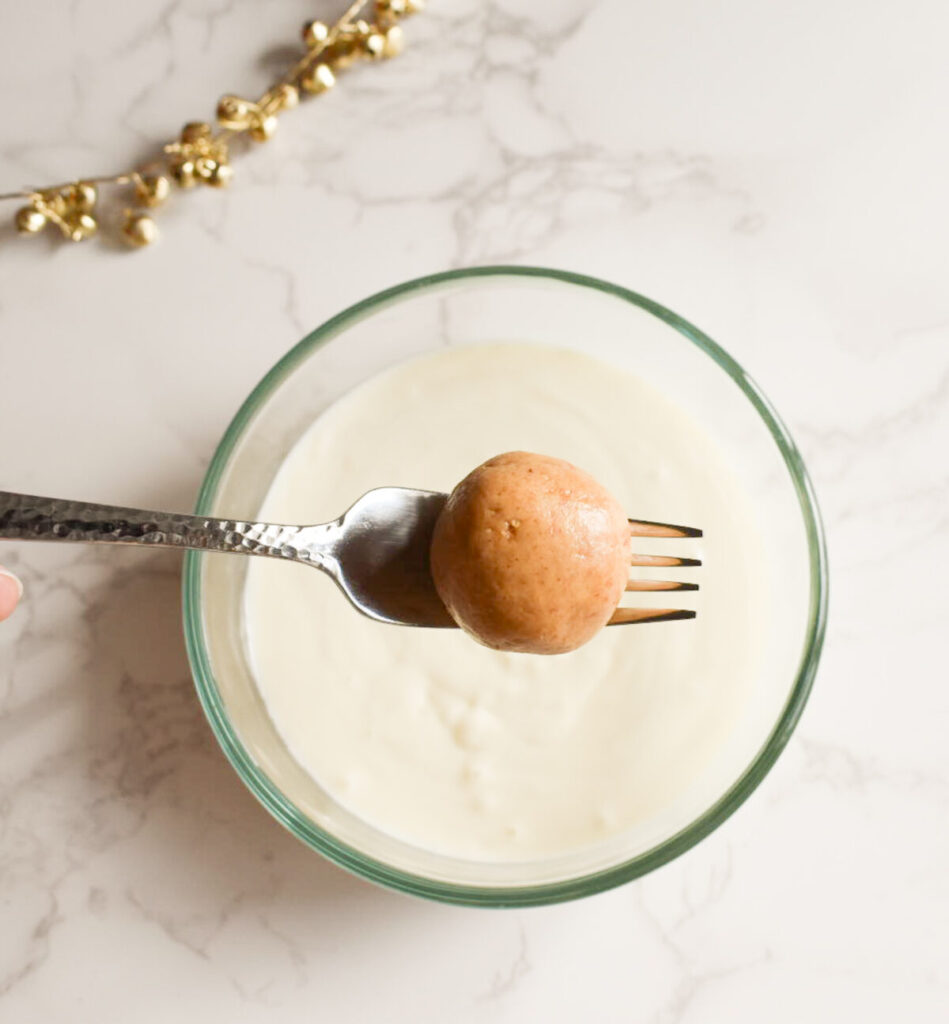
[0, 488, 700, 628]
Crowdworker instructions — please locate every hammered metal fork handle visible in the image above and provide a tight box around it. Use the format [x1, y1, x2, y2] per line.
[0, 490, 332, 565]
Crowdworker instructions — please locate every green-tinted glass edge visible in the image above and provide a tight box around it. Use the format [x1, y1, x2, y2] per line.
[183, 265, 829, 908]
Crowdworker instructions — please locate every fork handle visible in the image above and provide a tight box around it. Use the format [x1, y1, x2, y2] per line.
[0, 490, 330, 565]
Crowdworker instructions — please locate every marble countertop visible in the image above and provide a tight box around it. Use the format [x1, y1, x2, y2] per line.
[1, 1, 947, 1020]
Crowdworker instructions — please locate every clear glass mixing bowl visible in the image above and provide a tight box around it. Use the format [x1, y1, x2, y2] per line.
[183, 267, 827, 907]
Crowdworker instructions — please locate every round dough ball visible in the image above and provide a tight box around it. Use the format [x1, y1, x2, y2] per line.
[430, 451, 631, 654]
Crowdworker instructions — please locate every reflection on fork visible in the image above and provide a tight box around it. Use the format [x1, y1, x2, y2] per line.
[607, 517, 702, 626]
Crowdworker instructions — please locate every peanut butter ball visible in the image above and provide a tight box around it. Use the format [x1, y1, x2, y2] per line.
[430, 452, 631, 654]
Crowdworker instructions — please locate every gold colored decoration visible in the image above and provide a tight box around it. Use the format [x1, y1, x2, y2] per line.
[301, 63, 337, 95]
[121, 210, 159, 248]
[14, 183, 100, 242]
[216, 83, 299, 142]
[1, 0, 423, 249]
[133, 172, 171, 208]
[302, 20, 331, 48]
[165, 122, 232, 189]
[15, 206, 48, 235]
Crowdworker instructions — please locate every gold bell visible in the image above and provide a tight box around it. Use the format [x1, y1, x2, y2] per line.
[302, 19, 329, 48]
[216, 95, 254, 128]
[250, 115, 279, 142]
[301, 63, 336, 94]
[207, 162, 233, 188]
[122, 210, 158, 247]
[63, 181, 98, 211]
[271, 83, 299, 110]
[171, 160, 198, 188]
[217, 94, 280, 142]
[377, 0, 408, 19]
[383, 25, 404, 57]
[181, 121, 212, 144]
[134, 172, 170, 207]
[333, 45, 359, 69]
[364, 31, 387, 59]
[326, 31, 360, 69]
[194, 155, 218, 181]
[15, 205, 47, 234]
[62, 212, 98, 242]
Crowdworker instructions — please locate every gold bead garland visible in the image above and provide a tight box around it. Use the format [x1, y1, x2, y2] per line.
[15, 183, 100, 242]
[1, 0, 422, 249]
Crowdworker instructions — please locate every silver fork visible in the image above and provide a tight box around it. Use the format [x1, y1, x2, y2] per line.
[0, 488, 700, 628]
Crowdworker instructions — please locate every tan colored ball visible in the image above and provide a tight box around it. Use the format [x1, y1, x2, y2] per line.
[430, 452, 631, 655]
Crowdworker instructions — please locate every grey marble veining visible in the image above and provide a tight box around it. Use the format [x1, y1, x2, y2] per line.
[1, 1, 947, 1020]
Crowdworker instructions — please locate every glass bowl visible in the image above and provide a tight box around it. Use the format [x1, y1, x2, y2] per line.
[183, 266, 827, 907]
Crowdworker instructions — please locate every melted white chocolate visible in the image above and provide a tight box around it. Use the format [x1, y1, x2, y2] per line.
[243, 344, 769, 861]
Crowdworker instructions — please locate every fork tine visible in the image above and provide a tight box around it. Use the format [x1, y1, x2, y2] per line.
[630, 553, 702, 567]
[628, 518, 703, 539]
[625, 579, 699, 592]
[607, 607, 697, 625]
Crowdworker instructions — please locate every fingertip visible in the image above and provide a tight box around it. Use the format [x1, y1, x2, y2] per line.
[0, 569, 23, 622]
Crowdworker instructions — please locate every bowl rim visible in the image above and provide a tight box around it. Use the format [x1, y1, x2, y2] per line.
[183, 265, 828, 908]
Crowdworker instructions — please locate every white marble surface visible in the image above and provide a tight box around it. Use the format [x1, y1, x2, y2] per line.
[1, 0, 947, 1019]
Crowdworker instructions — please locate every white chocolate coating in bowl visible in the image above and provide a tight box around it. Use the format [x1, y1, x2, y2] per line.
[243, 344, 770, 862]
